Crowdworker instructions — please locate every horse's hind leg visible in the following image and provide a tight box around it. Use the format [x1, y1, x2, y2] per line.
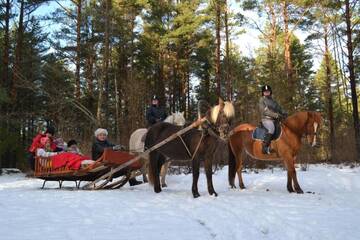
[205, 157, 217, 197]
[160, 160, 171, 188]
[236, 151, 246, 189]
[228, 143, 237, 188]
[149, 151, 163, 193]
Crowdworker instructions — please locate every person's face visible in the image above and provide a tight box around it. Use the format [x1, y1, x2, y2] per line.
[263, 90, 271, 96]
[97, 133, 107, 141]
[152, 99, 159, 105]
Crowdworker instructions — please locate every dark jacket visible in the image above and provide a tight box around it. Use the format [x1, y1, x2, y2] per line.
[146, 105, 167, 126]
[91, 139, 115, 160]
[259, 96, 286, 120]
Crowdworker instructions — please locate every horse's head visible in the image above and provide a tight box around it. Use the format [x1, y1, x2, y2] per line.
[164, 112, 186, 126]
[304, 112, 322, 147]
[173, 111, 186, 126]
[207, 98, 235, 140]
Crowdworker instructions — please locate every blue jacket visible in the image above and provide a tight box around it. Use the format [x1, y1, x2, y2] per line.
[146, 105, 167, 126]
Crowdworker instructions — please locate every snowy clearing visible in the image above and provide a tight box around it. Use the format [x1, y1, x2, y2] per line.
[1, 165, 360, 240]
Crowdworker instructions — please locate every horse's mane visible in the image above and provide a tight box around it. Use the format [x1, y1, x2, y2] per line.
[210, 101, 235, 123]
[283, 111, 321, 134]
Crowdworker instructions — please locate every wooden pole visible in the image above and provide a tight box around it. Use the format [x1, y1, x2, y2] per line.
[83, 117, 207, 189]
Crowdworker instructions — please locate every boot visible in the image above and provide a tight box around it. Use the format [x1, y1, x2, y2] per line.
[262, 133, 273, 154]
[129, 177, 143, 186]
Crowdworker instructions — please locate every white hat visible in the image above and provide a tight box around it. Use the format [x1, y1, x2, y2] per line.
[94, 128, 108, 137]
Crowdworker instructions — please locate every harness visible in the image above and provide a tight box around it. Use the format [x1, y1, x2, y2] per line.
[177, 118, 223, 161]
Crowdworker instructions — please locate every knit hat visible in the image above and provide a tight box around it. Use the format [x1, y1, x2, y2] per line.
[94, 128, 108, 137]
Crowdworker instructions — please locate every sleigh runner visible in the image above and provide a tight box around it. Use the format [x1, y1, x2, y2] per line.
[35, 117, 207, 190]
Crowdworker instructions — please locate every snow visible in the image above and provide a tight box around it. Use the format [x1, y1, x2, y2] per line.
[1, 165, 360, 240]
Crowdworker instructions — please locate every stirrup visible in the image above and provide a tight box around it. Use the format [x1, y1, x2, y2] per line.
[262, 145, 271, 154]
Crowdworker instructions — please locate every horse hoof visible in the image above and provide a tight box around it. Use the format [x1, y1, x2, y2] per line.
[230, 185, 236, 189]
[193, 193, 200, 198]
[161, 183, 168, 188]
[213, 192, 218, 197]
[154, 188, 162, 193]
[287, 187, 295, 193]
[296, 189, 304, 194]
[240, 185, 246, 190]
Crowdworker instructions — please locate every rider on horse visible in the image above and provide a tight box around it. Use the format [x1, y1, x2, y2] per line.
[146, 95, 167, 127]
[259, 85, 287, 154]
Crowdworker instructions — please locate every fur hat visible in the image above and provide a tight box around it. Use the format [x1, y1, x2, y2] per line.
[94, 128, 108, 137]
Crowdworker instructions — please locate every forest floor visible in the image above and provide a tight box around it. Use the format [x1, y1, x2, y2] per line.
[0, 164, 359, 240]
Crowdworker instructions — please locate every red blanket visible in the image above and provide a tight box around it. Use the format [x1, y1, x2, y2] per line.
[51, 152, 90, 170]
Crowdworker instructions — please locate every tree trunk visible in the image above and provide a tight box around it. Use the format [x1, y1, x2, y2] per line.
[345, 0, 360, 161]
[2, 0, 11, 89]
[268, 2, 277, 82]
[97, 0, 111, 127]
[224, 0, 231, 100]
[75, 0, 82, 99]
[283, 1, 294, 101]
[324, 24, 335, 161]
[13, 0, 25, 102]
[215, 0, 221, 97]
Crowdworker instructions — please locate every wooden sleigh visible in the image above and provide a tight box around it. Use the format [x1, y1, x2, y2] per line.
[34, 149, 143, 189]
[34, 117, 207, 190]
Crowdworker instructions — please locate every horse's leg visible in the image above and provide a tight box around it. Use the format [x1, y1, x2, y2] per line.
[192, 158, 201, 198]
[149, 151, 162, 193]
[286, 170, 295, 193]
[236, 151, 246, 189]
[228, 142, 237, 188]
[205, 157, 217, 197]
[290, 156, 303, 194]
[160, 160, 171, 188]
[282, 153, 303, 193]
[141, 157, 149, 183]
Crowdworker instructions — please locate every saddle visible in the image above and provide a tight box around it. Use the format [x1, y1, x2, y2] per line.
[252, 121, 282, 141]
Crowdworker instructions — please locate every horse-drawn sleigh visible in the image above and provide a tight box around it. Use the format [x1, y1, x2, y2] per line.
[34, 99, 235, 197]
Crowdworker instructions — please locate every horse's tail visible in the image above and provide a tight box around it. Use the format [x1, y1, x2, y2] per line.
[228, 140, 237, 186]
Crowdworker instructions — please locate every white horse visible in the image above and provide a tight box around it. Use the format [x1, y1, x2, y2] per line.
[129, 112, 186, 185]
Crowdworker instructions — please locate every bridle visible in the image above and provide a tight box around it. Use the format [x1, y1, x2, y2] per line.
[304, 112, 319, 147]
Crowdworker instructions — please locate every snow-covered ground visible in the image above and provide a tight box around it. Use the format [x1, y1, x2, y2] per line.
[1, 165, 359, 240]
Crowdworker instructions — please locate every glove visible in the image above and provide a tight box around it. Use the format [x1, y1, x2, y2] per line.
[112, 145, 126, 151]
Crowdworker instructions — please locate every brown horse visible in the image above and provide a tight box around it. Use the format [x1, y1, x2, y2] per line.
[228, 111, 322, 193]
